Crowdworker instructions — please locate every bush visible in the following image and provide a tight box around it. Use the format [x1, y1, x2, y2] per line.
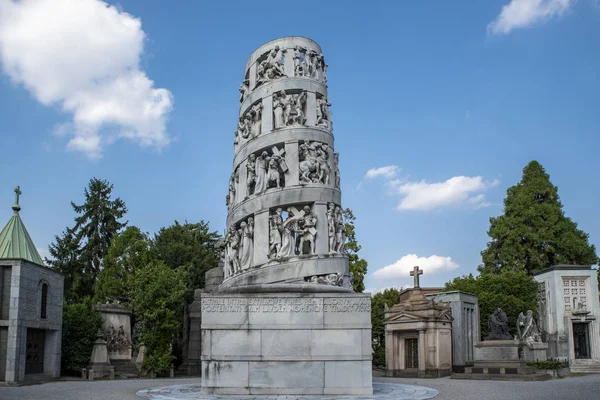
[527, 359, 565, 370]
[61, 301, 103, 375]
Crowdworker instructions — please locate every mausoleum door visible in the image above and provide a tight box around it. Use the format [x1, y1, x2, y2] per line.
[25, 329, 45, 374]
[573, 323, 590, 359]
[405, 338, 419, 369]
[0, 327, 7, 381]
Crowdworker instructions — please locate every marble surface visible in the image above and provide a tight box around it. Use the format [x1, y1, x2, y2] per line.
[137, 382, 439, 400]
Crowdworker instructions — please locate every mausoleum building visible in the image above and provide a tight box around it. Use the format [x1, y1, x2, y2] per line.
[0, 187, 64, 382]
[534, 265, 600, 373]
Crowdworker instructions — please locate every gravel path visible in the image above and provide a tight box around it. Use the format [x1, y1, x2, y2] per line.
[0, 374, 598, 400]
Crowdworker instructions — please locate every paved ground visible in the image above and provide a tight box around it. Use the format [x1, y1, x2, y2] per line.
[0, 374, 599, 399]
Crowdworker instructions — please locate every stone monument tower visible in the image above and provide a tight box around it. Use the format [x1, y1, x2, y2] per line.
[200, 37, 372, 395]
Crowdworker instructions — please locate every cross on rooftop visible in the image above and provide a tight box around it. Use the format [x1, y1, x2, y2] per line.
[13, 186, 22, 212]
[410, 266, 423, 288]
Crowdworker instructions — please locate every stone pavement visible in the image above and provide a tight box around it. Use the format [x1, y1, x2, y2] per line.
[136, 382, 439, 399]
[0, 374, 600, 400]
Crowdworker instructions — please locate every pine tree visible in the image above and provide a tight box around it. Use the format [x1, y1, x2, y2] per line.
[480, 161, 598, 275]
[342, 208, 368, 292]
[71, 178, 128, 291]
[46, 228, 84, 303]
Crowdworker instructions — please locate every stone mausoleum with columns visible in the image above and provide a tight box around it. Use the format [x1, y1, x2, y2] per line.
[197, 37, 372, 396]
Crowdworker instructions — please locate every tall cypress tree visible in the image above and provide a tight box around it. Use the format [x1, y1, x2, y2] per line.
[71, 178, 128, 294]
[480, 161, 598, 275]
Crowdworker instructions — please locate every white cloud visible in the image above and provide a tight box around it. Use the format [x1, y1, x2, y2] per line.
[397, 176, 498, 211]
[364, 165, 498, 211]
[365, 165, 400, 180]
[488, 0, 573, 35]
[0, 0, 173, 158]
[373, 254, 459, 280]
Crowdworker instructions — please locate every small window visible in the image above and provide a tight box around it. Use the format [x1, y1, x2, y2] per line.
[41, 283, 48, 319]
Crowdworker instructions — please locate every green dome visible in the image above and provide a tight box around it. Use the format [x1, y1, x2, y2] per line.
[0, 186, 44, 265]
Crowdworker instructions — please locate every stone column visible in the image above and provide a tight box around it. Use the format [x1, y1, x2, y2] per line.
[249, 63, 257, 90]
[262, 95, 273, 134]
[418, 329, 426, 374]
[253, 209, 270, 267]
[306, 92, 317, 127]
[238, 161, 247, 201]
[283, 49, 294, 77]
[314, 202, 328, 255]
[284, 141, 299, 187]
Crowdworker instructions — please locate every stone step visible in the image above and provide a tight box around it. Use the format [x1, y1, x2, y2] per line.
[452, 372, 552, 381]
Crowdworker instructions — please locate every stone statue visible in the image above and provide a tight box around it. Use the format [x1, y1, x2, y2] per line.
[279, 208, 300, 258]
[223, 229, 232, 278]
[333, 153, 340, 189]
[485, 308, 512, 340]
[254, 151, 269, 194]
[273, 92, 285, 129]
[228, 171, 237, 206]
[316, 97, 332, 130]
[316, 143, 330, 184]
[240, 218, 254, 270]
[246, 154, 256, 196]
[228, 226, 241, 274]
[269, 208, 283, 258]
[239, 80, 249, 103]
[517, 310, 542, 343]
[293, 45, 306, 77]
[334, 206, 345, 253]
[267, 156, 282, 189]
[327, 203, 335, 253]
[106, 324, 130, 352]
[299, 205, 317, 255]
[250, 102, 262, 137]
[289, 92, 307, 126]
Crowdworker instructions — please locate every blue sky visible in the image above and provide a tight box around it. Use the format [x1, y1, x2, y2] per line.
[0, 0, 598, 293]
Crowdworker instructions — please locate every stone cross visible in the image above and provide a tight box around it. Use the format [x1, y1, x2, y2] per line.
[14, 186, 21, 205]
[410, 266, 423, 288]
[271, 145, 288, 172]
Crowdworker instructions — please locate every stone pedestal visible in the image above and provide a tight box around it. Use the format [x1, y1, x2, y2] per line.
[95, 303, 133, 361]
[201, 289, 372, 396]
[521, 341, 548, 362]
[88, 338, 112, 379]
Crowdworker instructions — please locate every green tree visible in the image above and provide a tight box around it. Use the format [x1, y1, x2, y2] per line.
[370, 288, 401, 367]
[129, 260, 188, 375]
[71, 178, 128, 294]
[94, 226, 155, 303]
[342, 208, 368, 292]
[480, 161, 598, 275]
[443, 270, 538, 339]
[61, 301, 103, 375]
[46, 228, 84, 303]
[154, 220, 220, 297]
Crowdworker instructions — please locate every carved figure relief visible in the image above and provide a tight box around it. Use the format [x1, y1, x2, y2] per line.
[273, 91, 307, 129]
[293, 47, 327, 83]
[106, 325, 130, 352]
[235, 103, 263, 147]
[256, 46, 286, 86]
[239, 80, 249, 103]
[252, 146, 288, 195]
[333, 153, 340, 189]
[224, 226, 241, 277]
[226, 169, 238, 209]
[299, 141, 330, 184]
[333, 206, 345, 253]
[268, 205, 317, 258]
[308, 273, 343, 286]
[316, 97, 332, 131]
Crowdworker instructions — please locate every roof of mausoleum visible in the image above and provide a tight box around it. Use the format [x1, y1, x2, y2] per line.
[0, 186, 44, 265]
[533, 265, 592, 276]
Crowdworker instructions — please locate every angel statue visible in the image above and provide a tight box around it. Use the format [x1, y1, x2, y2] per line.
[517, 310, 542, 343]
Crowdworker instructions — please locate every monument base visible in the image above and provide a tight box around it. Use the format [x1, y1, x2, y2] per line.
[200, 288, 373, 395]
